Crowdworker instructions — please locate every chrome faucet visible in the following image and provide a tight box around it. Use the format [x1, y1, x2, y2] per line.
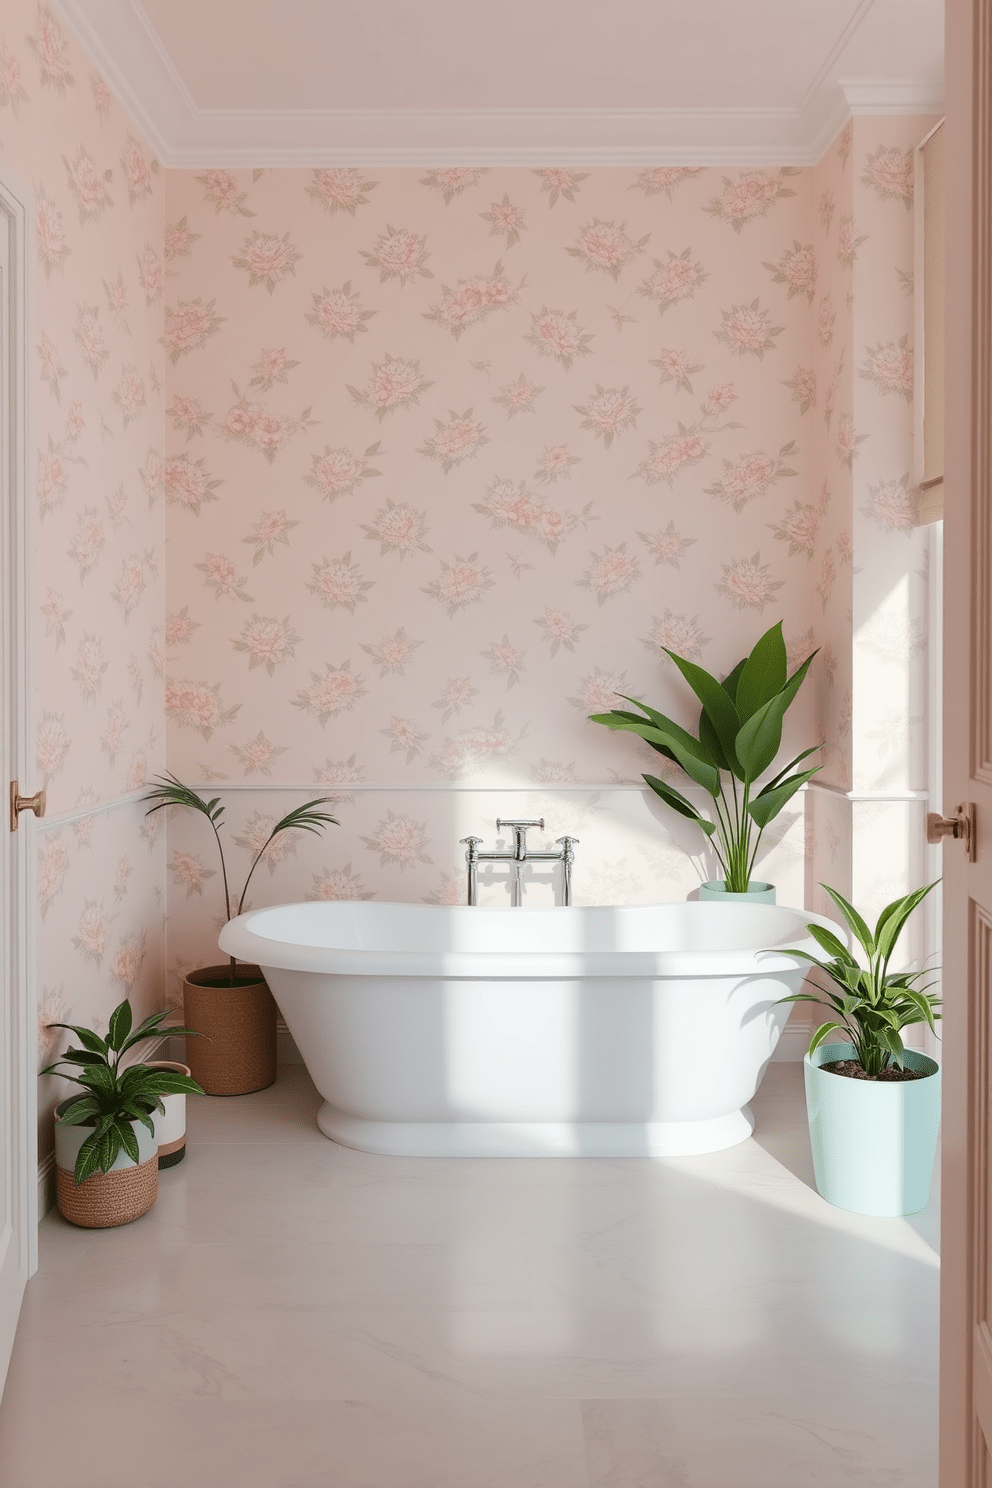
[459, 818, 578, 907]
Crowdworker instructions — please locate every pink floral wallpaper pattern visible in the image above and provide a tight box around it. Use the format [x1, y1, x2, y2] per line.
[160, 143, 930, 960]
[0, 0, 938, 1156]
[0, 1, 166, 1157]
[160, 161, 830, 944]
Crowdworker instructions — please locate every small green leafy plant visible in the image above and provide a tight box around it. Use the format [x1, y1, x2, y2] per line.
[777, 881, 941, 1076]
[589, 621, 820, 893]
[142, 774, 338, 981]
[42, 999, 204, 1184]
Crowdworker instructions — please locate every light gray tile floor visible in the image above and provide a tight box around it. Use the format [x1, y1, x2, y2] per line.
[0, 1063, 939, 1487]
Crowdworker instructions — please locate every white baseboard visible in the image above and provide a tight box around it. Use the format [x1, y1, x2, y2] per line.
[276, 1019, 303, 1065]
[38, 1154, 55, 1222]
[771, 1020, 816, 1062]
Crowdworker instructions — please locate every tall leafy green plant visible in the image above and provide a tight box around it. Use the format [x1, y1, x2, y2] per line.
[776, 881, 941, 1076]
[42, 999, 204, 1184]
[143, 774, 338, 982]
[589, 621, 820, 893]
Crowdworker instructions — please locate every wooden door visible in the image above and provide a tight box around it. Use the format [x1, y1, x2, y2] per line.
[941, 0, 992, 1480]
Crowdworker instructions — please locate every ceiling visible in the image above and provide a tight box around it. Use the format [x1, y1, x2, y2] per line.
[55, 0, 944, 166]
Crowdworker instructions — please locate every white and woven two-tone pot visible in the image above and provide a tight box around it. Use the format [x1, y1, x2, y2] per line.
[144, 1060, 193, 1167]
[54, 1097, 158, 1228]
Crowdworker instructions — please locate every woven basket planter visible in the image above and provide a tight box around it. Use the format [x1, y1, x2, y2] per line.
[54, 1098, 159, 1228]
[183, 964, 277, 1096]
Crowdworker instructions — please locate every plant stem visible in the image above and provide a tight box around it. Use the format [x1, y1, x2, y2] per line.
[205, 814, 237, 986]
[237, 831, 282, 918]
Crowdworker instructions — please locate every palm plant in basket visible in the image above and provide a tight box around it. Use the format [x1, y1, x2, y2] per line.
[43, 998, 203, 1226]
[589, 621, 820, 896]
[142, 774, 338, 1095]
[143, 773, 338, 985]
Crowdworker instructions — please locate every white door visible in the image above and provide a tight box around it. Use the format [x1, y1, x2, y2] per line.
[0, 168, 37, 1394]
[941, 0, 992, 1480]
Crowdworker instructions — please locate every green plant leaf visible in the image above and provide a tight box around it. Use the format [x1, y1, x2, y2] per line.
[746, 767, 822, 828]
[820, 884, 876, 958]
[73, 1114, 115, 1183]
[735, 653, 816, 782]
[120, 1067, 204, 1099]
[269, 798, 339, 837]
[597, 712, 721, 795]
[612, 696, 669, 727]
[808, 1021, 844, 1056]
[118, 1095, 163, 1124]
[875, 880, 940, 965]
[120, 1016, 205, 1058]
[663, 651, 742, 776]
[896, 988, 940, 1033]
[142, 773, 225, 825]
[612, 696, 706, 760]
[776, 989, 846, 1014]
[734, 621, 788, 722]
[589, 711, 679, 762]
[698, 707, 729, 773]
[720, 657, 748, 704]
[44, 1022, 108, 1056]
[56, 1097, 100, 1126]
[773, 949, 861, 992]
[107, 1000, 132, 1053]
[49, 1049, 108, 1068]
[45, 1060, 115, 1092]
[734, 694, 788, 781]
[759, 744, 824, 797]
[122, 1007, 170, 1042]
[643, 775, 717, 835]
[116, 1119, 140, 1166]
[74, 1136, 101, 1185]
[803, 924, 858, 966]
[877, 1027, 906, 1066]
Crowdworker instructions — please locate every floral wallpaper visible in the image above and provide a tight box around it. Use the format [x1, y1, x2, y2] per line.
[160, 142, 933, 964]
[160, 161, 832, 940]
[0, 0, 939, 1172]
[0, 1, 167, 1159]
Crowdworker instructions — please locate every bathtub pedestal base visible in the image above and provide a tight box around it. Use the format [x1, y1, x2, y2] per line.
[317, 1101, 755, 1158]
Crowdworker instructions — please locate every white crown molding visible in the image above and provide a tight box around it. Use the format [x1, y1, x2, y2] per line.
[796, 0, 878, 115]
[805, 91, 861, 165]
[54, 0, 945, 167]
[840, 81, 945, 115]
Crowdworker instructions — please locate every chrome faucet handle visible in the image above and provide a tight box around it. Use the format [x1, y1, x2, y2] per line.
[496, 817, 544, 859]
[555, 836, 579, 849]
[460, 835, 483, 849]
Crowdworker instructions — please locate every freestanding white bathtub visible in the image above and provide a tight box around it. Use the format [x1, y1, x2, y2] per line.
[219, 900, 833, 1158]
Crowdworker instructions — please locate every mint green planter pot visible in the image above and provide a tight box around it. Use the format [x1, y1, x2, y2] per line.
[699, 880, 776, 904]
[804, 1041, 941, 1216]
